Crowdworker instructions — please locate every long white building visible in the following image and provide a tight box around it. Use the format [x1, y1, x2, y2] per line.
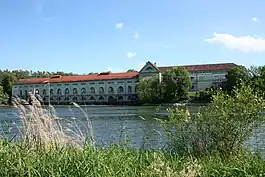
[12, 61, 237, 104]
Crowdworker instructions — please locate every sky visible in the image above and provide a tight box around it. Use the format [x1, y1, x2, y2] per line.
[1, 0, 265, 74]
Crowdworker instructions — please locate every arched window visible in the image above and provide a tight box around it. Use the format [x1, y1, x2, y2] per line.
[65, 97, 69, 101]
[89, 96, 95, 100]
[72, 97, 77, 101]
[50, 97, 54, 101]
[108, 96, 114, 100]
[57, 89, 61, 95]
[118, 96, 123, 101]
[81, 88, 86, 94]
[57, 97, 61, 101]
[81, 96, 86, 101]
[117, 86, 124, 93]
[98, 96, 104, 100]
[65, 88, 69, 95]
[108, 86, 114, 93]
[90, 87, 95, 94]
[99, 87, 104, 94]
[35, 89, 39, 94]
[50, 89, 54, 95]
[73, 88, 78, 95]
[127, 86, 132, 94]
[135, 85, 139, 93]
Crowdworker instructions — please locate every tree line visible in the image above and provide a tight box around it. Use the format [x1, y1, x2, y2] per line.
[137, 65, 265, 104]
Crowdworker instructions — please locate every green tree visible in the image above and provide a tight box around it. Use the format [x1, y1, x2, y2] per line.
[127, 69, 138, 72]
[138, 76, 161, 103]
[162, 84, 265, 156]
[162, 66, 191, 102]
[1, 73, 17, 104]
[226, 65, 250, 92]
[0, 86, 8, 104]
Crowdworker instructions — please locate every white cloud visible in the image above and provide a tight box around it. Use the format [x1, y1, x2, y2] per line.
[127, 52, 137, 58]
[205, 32, 265, 52]
[116, 22, 124, 29]
[133, 31, 139, 39]
[252, 17, 259, 22]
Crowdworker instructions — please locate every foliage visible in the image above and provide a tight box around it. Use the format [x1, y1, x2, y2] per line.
[127, 69, 138, 72]
[0, 142, 265, 177]
[226, 65, 250, 92]
[0, 86, 8, 104]
[162, 84, 265, 156]
[162, 66, 191, 102]
[190, 89, 220, 103]
[137, 76, 161, 103]
[0, 91, 265, 176]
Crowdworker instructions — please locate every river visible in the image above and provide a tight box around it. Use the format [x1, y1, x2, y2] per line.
[0, 105, 264, 151]
[0, 105, 172, 149]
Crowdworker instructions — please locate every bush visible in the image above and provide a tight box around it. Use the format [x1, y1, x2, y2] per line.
[162, 84, 265, 156]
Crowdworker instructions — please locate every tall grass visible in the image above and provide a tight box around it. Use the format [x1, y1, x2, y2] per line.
[0, 92, 264, 176]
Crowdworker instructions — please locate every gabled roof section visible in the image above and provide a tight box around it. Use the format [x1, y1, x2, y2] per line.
[158, 63, 237, 72]
[17, 72, 139, 84]
[139, 61, 160, 73]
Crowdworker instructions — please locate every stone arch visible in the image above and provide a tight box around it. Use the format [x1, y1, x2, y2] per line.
[65, 88, 70, 95]
[117, 86, 124, 93]
[108, 86, 114, 93]
[99, 87, 104, 94]
[98, 96, 104, 101]
[73, 88, 78, 95]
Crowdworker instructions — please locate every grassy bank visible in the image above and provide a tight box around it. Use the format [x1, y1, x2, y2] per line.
[3, 86, 265, 176]
[0, 141, 264, 176]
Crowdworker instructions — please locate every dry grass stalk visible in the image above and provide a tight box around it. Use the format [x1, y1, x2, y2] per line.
[11, 93, 95, 150]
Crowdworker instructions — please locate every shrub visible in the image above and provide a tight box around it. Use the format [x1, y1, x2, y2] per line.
[162, 84, 265, 156]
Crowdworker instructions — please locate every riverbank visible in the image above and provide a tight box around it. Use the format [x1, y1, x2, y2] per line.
[0, 141, 264, 176]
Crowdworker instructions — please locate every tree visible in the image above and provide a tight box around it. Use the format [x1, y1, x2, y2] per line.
[1, 72, 17, 104]
[0, 86, 8, 104]
[162, 66, 191, 102]
[162, 84, 265, 156]
[127, 69, 138, 72]
[138, 76, 161, 103]
[226, 65, 250, 92]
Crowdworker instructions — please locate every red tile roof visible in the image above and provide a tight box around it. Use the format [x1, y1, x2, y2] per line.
[158, 63, 237, 72]
[18, 72, 139, 84]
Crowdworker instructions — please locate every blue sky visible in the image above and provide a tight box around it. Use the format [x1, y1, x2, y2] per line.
[1, 0, 265, 74]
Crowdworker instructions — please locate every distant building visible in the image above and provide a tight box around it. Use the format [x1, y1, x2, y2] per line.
[12, 61, 237, 104]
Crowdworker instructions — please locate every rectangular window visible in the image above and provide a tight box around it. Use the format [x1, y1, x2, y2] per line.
[65, 84, 70, 86]
[90, 82, 95, 85]
[81, 83, 86, 85]
[118, 81, 124, 84]
[127, 81, 132, 83]
[108, 81, 114, 84]
[57, 84, 61, 86]
[99, 82, 104, 84]
[72, 83, 78, 85]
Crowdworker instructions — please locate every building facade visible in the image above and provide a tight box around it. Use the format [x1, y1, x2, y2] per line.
[12, 61, 237, 105]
